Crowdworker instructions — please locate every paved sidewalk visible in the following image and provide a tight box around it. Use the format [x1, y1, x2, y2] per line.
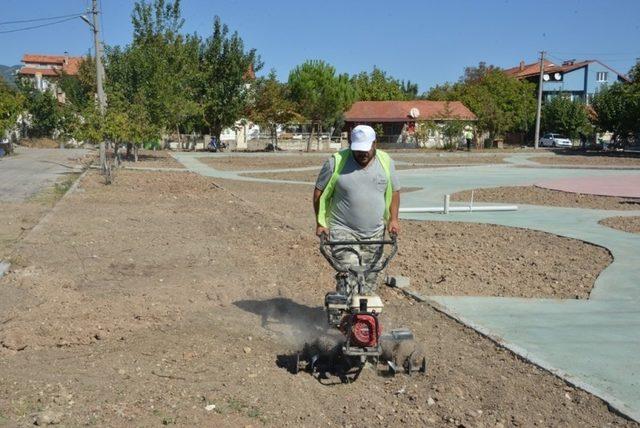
[0, 147, 88, 202]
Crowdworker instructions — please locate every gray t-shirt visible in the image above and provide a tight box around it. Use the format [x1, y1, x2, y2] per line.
[315, 152, 401, 235]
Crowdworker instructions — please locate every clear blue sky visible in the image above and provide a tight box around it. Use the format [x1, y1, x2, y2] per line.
[2, 0, 639, 92]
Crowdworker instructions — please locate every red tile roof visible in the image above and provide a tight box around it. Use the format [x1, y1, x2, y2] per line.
[345, 101, 477, 122]
[503, 60, 556, 79]
[18, 67, 60, 77]
[62, 57, 83, 75]
[20, 54, 84, 77]
[505, 59, 630, 82]
[22, 54, 68, 64]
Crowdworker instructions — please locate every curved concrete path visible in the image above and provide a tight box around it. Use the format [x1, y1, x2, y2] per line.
[174, 151, 640, 421]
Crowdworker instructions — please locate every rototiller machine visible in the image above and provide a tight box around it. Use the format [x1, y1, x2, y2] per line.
[293, 232, 426, 383]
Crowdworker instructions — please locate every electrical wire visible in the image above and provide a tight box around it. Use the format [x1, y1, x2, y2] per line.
[0, 16, 81, 34]
[0, 13, 84, 26]
[549, 51, 640, 58]
[547, 53, 567, 64]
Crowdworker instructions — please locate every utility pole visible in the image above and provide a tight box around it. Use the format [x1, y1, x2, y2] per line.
[87, 0, 107, 171]
[534, 51, 545, 150]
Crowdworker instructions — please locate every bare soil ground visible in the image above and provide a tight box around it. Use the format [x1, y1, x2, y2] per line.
[241, 170, 320, 182]
[199, 155, 325, 171]
[531, 154, 640, 167]
[18, 138, 60, 149]
[392, 221, 609, 299]
[599, 216, 640, 234]
[453, 186, 640, 211]
[0, 169, 633, 427]
[121, 149, 185, 169]
[0, 202, 49, 261]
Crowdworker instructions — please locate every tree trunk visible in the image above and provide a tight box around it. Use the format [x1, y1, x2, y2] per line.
[213, 126, 222, 144]
[273, 125, 278, 152]
[306, 123, 314, 152]
[134, 145, 139, 162]
[126, 143, 132, 160]
[113, 142, 120, 167]
[176, 125, 182, 151]
[317, 124, 322, 151]
[99, 141, 106, 174]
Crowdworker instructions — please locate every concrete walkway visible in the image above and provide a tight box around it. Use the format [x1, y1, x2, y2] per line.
[173, 152, 317, 186]
[174, 151, 640, 421]
[0, 147, 88, 202]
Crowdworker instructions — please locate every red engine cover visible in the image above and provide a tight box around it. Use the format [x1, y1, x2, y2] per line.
[347, 314, 381, 347]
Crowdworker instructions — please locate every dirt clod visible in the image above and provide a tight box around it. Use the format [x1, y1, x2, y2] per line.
[33, 410, 63, 425]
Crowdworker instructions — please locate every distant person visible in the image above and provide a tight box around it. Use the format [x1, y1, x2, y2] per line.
[208, 136, 219, 152]
[464, 128, 474, 151]
[313, 125, 401, 295]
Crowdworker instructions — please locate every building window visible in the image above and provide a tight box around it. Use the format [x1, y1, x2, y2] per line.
[596, 72, 608, 82]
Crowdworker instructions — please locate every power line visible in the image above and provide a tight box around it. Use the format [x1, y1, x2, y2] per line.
[0, 13, 84, 26]
[547, 53, 567, 64]
[0, 16, 81, 34]
[549, 51, 640, 57]
[548, 53, 637, 66]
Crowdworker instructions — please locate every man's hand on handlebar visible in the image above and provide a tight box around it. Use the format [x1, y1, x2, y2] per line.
[387, 219, 400, 235]
[316, 225, 329, 238]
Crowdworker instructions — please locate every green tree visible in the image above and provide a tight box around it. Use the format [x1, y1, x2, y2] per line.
[57, 62, 94, 112]
[441, 119, 466, 150]
[592, 82, 640, 141]
[76, 91, 160, 161]
[288, 60, 354, 151]
[107, 0, 201, 146]
[541, 95, 591, 140]
[628, 61, 640, 82]
[426, 65, 536, 140]
[437, 103, 468, 150]
[126, 101, 160, 159]
[460, 61, 500, 84]
[350, 67, 416, 101]
[199, 16, 261, 140]
[248, 70, 301, 150]
[0, 79, 22, 140]
[75, 105, 104, 144]
[20, 87, 62, 138]
[401, 80, 419, 99]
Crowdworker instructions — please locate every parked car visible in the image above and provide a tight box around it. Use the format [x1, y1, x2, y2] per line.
[540, 133, 573, 148]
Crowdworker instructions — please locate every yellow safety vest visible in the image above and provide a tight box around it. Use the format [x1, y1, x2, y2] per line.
[317, 149, 393, 228]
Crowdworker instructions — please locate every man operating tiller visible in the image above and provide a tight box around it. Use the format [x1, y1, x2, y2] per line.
[313, 124, 401, 295]
[303, 125, 424, 380]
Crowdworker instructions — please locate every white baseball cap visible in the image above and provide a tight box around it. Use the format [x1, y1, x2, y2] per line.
[350, 125, 376, 151]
